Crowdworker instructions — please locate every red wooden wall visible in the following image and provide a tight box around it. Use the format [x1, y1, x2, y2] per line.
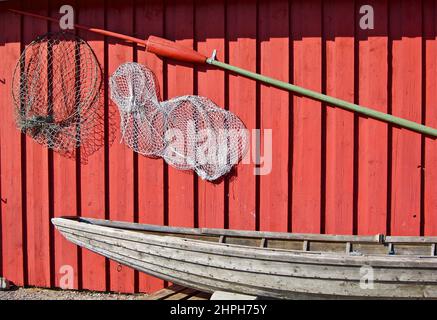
[1, 0, 437, 293]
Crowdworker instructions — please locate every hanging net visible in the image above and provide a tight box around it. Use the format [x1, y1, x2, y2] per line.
[12, 32, 105, 162]
[110, 62, 249, 181]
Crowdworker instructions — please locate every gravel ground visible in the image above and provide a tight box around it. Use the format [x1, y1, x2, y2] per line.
[0, 286, 149, 300]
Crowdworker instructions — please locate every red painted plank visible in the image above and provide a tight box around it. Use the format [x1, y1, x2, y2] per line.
[0, 1, 25, 286]
[22, 1, 52, 288]
[291, 0, 322, 233]
[390, 0, 422, 236]
[77, 0, 108, 291]
[324, 1, 355, 235]
[196, 0, 225, 229]
[48, 0, 79, 290]
[424, 0, 437, 236]
[107, 0, 136, 293]
[227, 0, 257, 230]
[259, 0, 289, 232]
[135, 0, 165, 293]
[165, 0, 195, 228]
[356, 0, 388, 235]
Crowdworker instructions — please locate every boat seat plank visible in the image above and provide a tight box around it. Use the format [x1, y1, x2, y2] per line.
[386, 236, 437, 244]
[144, 284, 186, 300]
[187, 292, 212, 300]
[163, 287, 199, 300]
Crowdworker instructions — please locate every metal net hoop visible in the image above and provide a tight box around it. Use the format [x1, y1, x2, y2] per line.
[12, 31, 102, 155]
[110, 62, 249, 181]
[110, 62, 166, 157]
[161, 96, 249, 180]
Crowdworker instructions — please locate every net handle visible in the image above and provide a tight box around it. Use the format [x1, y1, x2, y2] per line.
[9, 9, 149, 47]
[9, 9, 206, 64]
[9, 8, 437, 138]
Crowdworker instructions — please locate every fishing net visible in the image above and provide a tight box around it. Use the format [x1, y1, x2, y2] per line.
[12, 32, 105, 162]
[110, 62, 249, 181]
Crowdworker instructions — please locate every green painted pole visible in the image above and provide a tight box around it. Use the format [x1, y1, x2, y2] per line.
[207, 58, 437, 138]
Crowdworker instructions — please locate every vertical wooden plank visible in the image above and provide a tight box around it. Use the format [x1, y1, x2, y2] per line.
[259, 0, 289, 232]
[78, 0, 108, 291]
[424, 0, 437, 236]
[196, 0, 225, 229]
[23, 1, 52, 288]
[291, 0, 322, 233]
[107, 0, 135, 293]
[135, 0, 165, 293]
[356, 0, 388, 235]
[0, 1, 25, 286]
[390, 0, 422, 236]
[166, 0, 195, 228]
[48, 0, 79, 290]
[324, 0, 355, 235]
[227, 0, 257, 231]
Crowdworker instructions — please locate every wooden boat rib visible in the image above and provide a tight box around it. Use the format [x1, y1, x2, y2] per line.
[52, 217, 437, 299]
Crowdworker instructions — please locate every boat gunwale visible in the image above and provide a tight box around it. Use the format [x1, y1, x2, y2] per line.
[52, 217, 437, 268]
[55, 216, 437, 244]
[58, 216, 386, 243]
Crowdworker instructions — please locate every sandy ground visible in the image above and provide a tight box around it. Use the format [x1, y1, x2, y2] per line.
[0, 286, 149, 300]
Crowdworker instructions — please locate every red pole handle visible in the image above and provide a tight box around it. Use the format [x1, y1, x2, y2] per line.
[9, 9, 207, 64]
[8, 9, 148, 46]
[146, 36, 207, 64]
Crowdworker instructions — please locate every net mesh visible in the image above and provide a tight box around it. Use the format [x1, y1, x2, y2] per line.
[110, 62, 249, 181]
[12, 32, 105, 163]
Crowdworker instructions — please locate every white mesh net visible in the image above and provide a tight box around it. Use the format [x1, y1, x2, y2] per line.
[110, 62, 249, 181]
[12, 32, 105, 163]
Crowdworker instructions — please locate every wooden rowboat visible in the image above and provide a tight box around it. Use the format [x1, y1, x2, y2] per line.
[52, 217, 437, 299]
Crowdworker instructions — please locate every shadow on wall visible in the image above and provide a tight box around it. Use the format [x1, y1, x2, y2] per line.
[0, 0, 422, 43]
[1, 0, 429, 45]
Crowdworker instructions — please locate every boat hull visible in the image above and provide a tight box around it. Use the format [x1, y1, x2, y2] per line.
[52, 217, 437, 299]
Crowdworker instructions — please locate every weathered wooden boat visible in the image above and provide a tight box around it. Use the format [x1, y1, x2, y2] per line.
[52, 217, 437, 299]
